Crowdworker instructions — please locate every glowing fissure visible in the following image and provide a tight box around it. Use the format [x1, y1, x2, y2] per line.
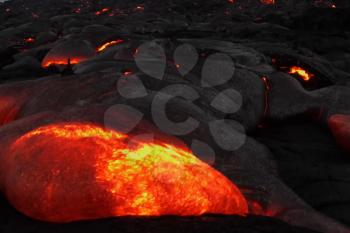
[42, 58, 82, 67]
[261, 76, 270, 118]
[97, 39, 124, 52]
[4, 123, 248, 222]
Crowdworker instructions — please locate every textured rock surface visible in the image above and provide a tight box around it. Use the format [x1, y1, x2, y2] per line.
[255, 116, 350, 226]
[1, 0, 350, 233]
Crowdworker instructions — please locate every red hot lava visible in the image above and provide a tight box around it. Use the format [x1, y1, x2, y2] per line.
[41, 40, 95, 68]
[261, 76, 271, 118]
[24, 37, 35, 43]
[2, 123, 248, 222]
[134, 5, 145, 12]
[97, 39, 124, 52]
[42, 58, 82, 67]
[95, 8, 109, 15]
[288, 66, 314, 81]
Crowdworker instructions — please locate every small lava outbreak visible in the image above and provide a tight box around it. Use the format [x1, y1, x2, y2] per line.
[288, 66, 314, 81]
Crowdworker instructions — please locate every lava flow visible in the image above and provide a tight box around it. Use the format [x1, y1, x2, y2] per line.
[2, 123, 248, 222]
[97, 39, 124, 52]
[288, 66, 314, 81]
[42, 58, 82, 68]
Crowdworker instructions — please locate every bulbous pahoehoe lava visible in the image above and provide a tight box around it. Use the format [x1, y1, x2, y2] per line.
[1, 123, 247, 222]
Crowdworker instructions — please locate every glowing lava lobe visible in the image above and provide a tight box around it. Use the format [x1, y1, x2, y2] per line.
[288, 66, 314, 81]
[3, 123, 248, 222]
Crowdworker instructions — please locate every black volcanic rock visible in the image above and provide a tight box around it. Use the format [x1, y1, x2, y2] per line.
[254, 116, 350, 227]
[0, 0, 350, 233]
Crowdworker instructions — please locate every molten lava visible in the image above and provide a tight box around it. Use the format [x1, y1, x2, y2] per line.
[288, 66, 314, 81]
[261, 76, 270, 118]
[97, 39, 124, 52]
[135, 5, 145, 12]
[95, 8, 109, 15]
[25, 37, 35, 43]
[122, 68, 133, 76]
[42, 58, 82, 67]
[41, 39, 95, 68]
[2, 123, 248, 222]
[260, 0, 275, 5]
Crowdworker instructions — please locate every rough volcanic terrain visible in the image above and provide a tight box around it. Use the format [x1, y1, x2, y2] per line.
[1, 1, 350, 233]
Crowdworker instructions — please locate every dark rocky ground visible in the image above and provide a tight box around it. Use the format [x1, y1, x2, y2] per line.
[254, 115, 350, 224]
[1, 0, 350, 233]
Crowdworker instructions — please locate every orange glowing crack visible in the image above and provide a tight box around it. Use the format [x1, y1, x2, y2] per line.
[261, 76, 270, 118]
[42, 58, 82, 67]
[4, 123, 248, 222]
[288, 66, 314, 81]
[97, 40, 124, 52]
